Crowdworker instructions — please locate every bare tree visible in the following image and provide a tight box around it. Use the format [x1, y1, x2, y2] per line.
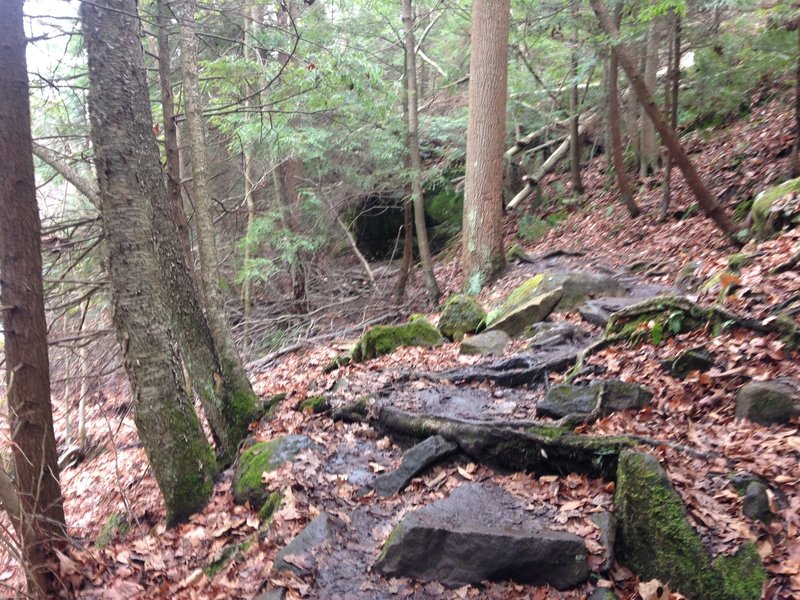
[462, 0, 510, 294]
[661, 11, 681, 218]
[569, 1, 585, 195]
[0, 2, 67, 595]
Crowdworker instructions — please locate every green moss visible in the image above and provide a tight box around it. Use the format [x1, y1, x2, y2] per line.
[379, 521, 406, 561]
[234, 440, 279, 504]
[299, 394, 330, 414]
[750, 177, 800, 239]
[438, 295, 486, 341]
[615, 451, 725, 599]
[713, 542, 766, 600]
[259, 491, 283, 522]
[350, 320, 443, 362]
[426, 186, 463, 225]
[528, 424, 570, 440]
[486, 275, 544, 325]
[96, 511, 129, 548]
[517, 215, 551, 243]
[203, 536, 256, 577]
[727, 253, 754, 270]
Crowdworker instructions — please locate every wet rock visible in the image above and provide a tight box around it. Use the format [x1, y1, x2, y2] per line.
[487, 288, 563, 337]
[375, 483, 589, 589]
[460, 330, 510, 356]
[736, 380, 800, 425]
[742, 481, 772, 522]
[537, 380, 652, 419]
[371, 436, 457, 497]
[233, 435, 321, 507]
[350, 319, 443, 363]
[662, 346, 716, 379]
[589, 511, 616, 573]
[273, 513, 336, 576]
[578, 297, 643, 327]
[438, 295, 486, 341]
[525, 322, 590, 346]
[615, 450, 766, 600]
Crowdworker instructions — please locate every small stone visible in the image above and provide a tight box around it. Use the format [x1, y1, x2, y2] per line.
[460, 330, 510, 355]
[588, 589, 617, 600]
[736, 380, 800, 425]
[538, 380, 652, 419]
[662, 346, 716, 379]
[742, 481, 772, 522]
[578, 297, 642, 328]
[273, 513, 335, 575]
[589, 511, 616, 573]
[525, 322, 590, 346]
[371, 435, 457, 497]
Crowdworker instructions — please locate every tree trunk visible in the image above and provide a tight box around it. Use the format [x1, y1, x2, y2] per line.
[661, 12, 681, 219]
[395, 55, 414, 304]
[0, 3, 67, 593]
[793, 26, 800, 178]
[569, 4, 585, 195]
[177, 0, 260, 442]
[462, 0, 510, 294]
[639, 21, 662, 177]
[590, 0, 741, 243]
[609, 2, 639, 217]
[81, 0, 217, 524]
[402, 0, 440, 304]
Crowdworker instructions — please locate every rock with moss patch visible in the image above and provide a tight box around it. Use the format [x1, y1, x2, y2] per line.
[742, 481, 772, 523]
[615, 450, 765, 600]
[487, 286, 563, 337]
[662, 346, 716, 379]
[233, 435, 321, 507]
[298, 395, 330, 414]
[736, 380, 800, 425]
[350, 320, 443, 363]
[727, 253, 755, 271]
[460, 330, 510, 356]
[537, 380, 652, 419]
[749, 177, 800, 240]
[438, 295, 486, 341]
[96, 511, 129, 547]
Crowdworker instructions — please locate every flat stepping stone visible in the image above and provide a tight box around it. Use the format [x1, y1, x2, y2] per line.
[273, 513, 336, 576]
[460, 329, 510, 356]
[578, 296, 643, 327]
[538, 380, 653, 419]
[371, 435, 457, 496]
[375, 482, 589, 589]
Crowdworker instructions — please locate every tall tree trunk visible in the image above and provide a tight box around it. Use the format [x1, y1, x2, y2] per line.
[793, 26, 800, 178]
[661, 12, 681, 219]
[402, 0, 440, 304]
[177, 0, 260, 435]
[569, 3, 585, 195]
[81, 0, 217, 525]
[156, 0, 193, 273]
[0, 3, 67, 593]
[272, 161, 310, 312]
[609, 2, 640, 217]
[462, 0, 510, 294]
[639, 21, 662, 176]
[590, 0, 741, 243]
[395, 58, 414, 304]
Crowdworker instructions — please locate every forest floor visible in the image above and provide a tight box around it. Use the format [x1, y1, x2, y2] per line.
[3, 93, 798, 599]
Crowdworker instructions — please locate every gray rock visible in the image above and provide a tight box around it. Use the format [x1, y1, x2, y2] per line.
[253, 590, 285, 600]
[375, 483, 589, 589]
[662, 346, 716, 379]
[487, 288, 563, 337]
[438, 295, 486, 341]
[537, 380, 652, 419]
[589, 511, 616, 573]
[460, 330, 510, 356]
[743, 481, 772, 522]
[371, 436, 457, 497]
[233, 435, 321, 507]
[588, 588, 617, 600]
[578, 297, 643, 327]
[525, 322, 590, 347]
[736, 380, 800, 425]
[273, 513, 335, 576]
[534, 271, 627, 310]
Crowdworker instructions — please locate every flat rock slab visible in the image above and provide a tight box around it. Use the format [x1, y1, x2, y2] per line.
[460, 329, 510, 355]
[375, 483, 589, 589]
[371, 435, 457, 496]
[578, 297, 644, 327]
[487, 288, 563, 337]
[538, 380, 653, 419]
[273, 513, 336, 576]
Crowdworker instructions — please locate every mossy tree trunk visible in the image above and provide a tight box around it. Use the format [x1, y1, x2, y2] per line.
[0, 2, 67, 593]
[81, 0, 217, 524]
[462, 0, 510, 294]
[569, 2, 585, 195]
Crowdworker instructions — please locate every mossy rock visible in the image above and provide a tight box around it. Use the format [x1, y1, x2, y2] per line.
[726, 253, 754, 271]
[486, 275, 546, 325]
[615, 450, 765, 600]
[487, 288, 563, 337]
[350, 320, 443, 362]
[298, 395, 330, 414]
[233, 435, 320, 507]
[438, 294, 486, 341]
[96, 511, 129, 548]
[426, 185, 463, 225]
[749, 177, 800, 239]
[259, 491, 283, 522]
[517, 216, 551, 243]
[736, 380, 800, 425]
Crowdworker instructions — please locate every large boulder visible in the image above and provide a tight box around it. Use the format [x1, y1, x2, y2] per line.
[615, 451, 766, 600]
[537, 380, 652, 419]
[736, 380, 800, 425]
[497, 271, 626, 313]
[233, 435, 320, 507]
[460, 329, 510, 356]
[486, 285, 563, 337]
[350, 319, 443, 363]
[749, 177, 800, 240]
[438, 295, 486, 341]
[375, 483, 589, 589]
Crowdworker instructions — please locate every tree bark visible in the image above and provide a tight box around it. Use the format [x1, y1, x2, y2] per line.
[661, 12, 681, 219]
[0, 3, 67, 593]
[590, 0, 741, 243]
[569, 4, 585, 195]
[462, 0, 510, 294]
[402, 0, 441, 304]
[793, 26, 800, 178]
[81, 0, 217, 524]
[639, 21, 662, 177]
[609, 2, 639, 217]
